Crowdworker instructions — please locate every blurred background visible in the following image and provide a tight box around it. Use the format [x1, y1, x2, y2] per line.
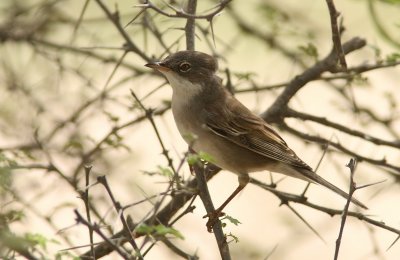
[0, 0, 400, 259]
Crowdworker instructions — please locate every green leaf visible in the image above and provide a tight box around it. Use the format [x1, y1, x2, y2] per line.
[105, 133, 122, 146]
[0, 152, 17, 166]
[136, 223, 153, 234]
[0, 154, 13, 191]
[55, 251, 80, 260]
[0, 167, 12, 191]
[226, 232, 240, 243]
[63, 139, 83, 152]
[25, 233, 49, 250]
[257, 2, 289, 29]
[186, 151, 215, 166]
[298, 43, 319, 61]
[221, 215, 242, 226]
[157, 166, 173, 178]
[232, 71, 257, 81]
[369, 45, 383, 63]
[154, 224, 184, 239]
[162, 99, 172, 107]
[103, 133, 130, 151]
[186, 154, 200, 166]
[104, 111, 120, 123]
[182, 133, 198, 144]
[1, 210, 25, 224]
[198, 151, 215, 164]
[136, 224, 184, 239]
[385, 52, 400, 63]
[351, 74, 369, 86]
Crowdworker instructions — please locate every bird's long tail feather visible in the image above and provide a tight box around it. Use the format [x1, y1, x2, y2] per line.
[301, 169, 368, 209]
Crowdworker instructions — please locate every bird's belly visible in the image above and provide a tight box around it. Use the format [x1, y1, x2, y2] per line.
[191, 131, 277, 174]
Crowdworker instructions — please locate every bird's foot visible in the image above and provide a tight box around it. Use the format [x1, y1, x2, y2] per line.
[203, 210, 225, 232]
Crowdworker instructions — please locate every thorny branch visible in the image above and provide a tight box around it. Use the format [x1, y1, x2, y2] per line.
[334, 158, 359, 260]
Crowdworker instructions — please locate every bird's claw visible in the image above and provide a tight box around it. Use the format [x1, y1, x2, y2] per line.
[203, 210, 225, 232]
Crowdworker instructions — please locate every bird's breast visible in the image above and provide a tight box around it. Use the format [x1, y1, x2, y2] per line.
[171, 95, 205, 143]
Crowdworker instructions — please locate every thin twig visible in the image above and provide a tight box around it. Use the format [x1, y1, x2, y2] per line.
[161, 238, 199, 260]
[75, 210, 134, 259]
[285, 204, 326, 243]
[334, 158, 358, 260]
[83, 166, 95, 259]
[97, 176, 144, 260]
[130, 89, 178, 177]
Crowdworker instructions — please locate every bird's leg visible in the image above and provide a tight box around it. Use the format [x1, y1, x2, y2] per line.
[204, 174, 249, 232]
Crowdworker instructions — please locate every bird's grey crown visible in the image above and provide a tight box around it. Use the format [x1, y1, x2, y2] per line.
[160, 51, 218, 84]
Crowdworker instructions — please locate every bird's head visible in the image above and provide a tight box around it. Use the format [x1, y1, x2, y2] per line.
[145, 51, 218, 89]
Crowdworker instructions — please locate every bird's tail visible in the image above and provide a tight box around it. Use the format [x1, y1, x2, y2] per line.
[301, 169, 368, 209]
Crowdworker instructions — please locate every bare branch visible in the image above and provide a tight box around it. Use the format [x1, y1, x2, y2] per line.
[185, 0, 197, 51]
[191, 161, 231, 260]
[286, 108, 400, 149]
[281, 122, 400, 175]
[94, 0, 150, 61]
[137, 0, 231, 20]
[325, 0, 347, 70]
[262, 37, 366, 122]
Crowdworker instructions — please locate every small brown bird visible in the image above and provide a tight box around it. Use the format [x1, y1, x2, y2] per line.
[146, 51, 367, 230]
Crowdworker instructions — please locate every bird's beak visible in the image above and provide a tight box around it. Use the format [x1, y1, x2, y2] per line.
[145, 62, 171, 72]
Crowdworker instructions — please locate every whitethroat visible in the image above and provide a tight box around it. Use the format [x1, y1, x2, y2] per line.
[146, 51, 367, 231]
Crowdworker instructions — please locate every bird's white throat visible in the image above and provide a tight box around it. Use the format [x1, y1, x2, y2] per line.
[161, 70, 204, 144]
[162, 71, 203, 107]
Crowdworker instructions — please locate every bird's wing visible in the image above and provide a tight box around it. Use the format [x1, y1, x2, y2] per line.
[205, 95, 312, 171]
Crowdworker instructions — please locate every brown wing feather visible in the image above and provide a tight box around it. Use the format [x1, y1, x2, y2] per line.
[205, 95, 312, 171]
[204, 90, 368, 209]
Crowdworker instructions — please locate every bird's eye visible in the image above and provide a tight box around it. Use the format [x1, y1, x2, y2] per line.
[179, 62, 191, 72]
